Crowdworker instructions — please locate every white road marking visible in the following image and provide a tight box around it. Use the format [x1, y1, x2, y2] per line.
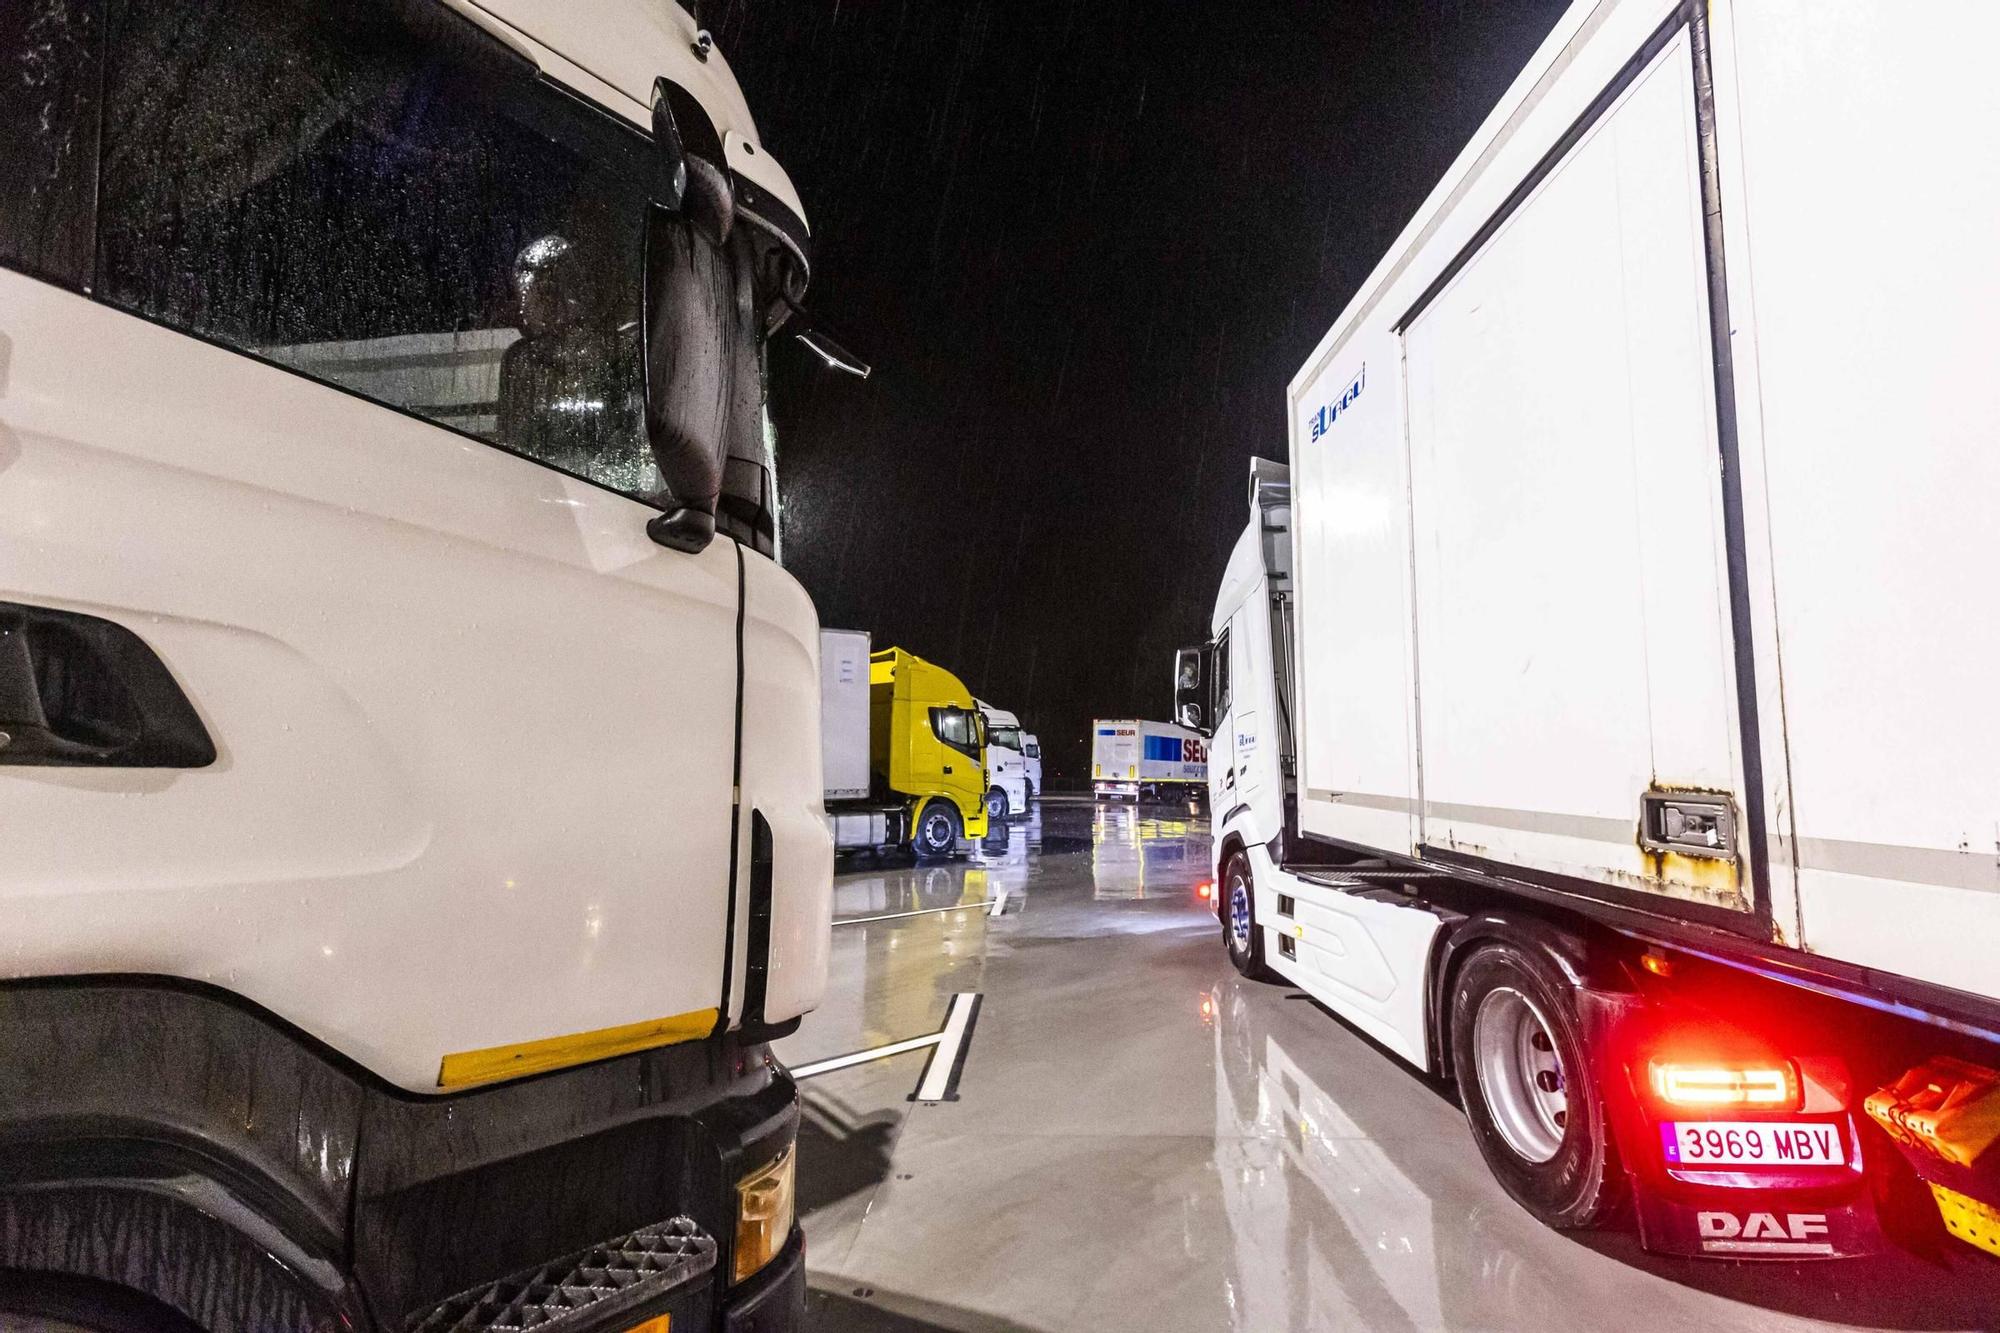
[913, 992, 983, 1104]
[791, 1032, 944, 1080]
[833, 901, 995, 927]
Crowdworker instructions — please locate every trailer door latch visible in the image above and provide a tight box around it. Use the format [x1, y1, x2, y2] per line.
[1640, 790, 1737, 860]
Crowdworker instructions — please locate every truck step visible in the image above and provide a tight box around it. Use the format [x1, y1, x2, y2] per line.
[407, 1217, 716, 1332]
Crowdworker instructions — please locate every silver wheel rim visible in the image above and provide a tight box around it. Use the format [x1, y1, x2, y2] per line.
[1228, 874, 1252, 953]
[1472, 986, 1568, 1164]
[924, 808, 951, 850]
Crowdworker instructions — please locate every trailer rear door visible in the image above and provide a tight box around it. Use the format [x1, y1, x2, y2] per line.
[1401, 31, 1751, 915]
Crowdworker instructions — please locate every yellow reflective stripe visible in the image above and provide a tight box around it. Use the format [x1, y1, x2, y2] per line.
[436, 1008, 719, 1089]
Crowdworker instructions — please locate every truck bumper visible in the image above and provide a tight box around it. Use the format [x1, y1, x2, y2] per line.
[723, 1230, 806, 1331]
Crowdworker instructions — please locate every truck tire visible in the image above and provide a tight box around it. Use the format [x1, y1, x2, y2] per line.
[1221, 853, 1275, 981]
[984, 786, 1010, 822]
[912, 798, 962, 860]
[1449, 941, 1620, 1229]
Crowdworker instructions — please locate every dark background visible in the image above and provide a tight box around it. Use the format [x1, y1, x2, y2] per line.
[710, 0, 1569, 789]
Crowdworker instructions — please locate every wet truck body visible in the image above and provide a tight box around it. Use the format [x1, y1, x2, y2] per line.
[1183, 0, 2000, 1267]
[0, 0, 834, 1327]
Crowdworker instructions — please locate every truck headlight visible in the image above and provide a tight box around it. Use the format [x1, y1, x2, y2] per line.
[733, 1144, 796, 1283]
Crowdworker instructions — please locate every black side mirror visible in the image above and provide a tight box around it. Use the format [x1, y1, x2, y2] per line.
[1174, 645, 1211, 736]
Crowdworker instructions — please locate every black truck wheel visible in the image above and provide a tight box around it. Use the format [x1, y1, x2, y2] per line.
[912, 798, 962, 860]
[984, 786, 1010, 822]
[1449, 941, 1620, 1229]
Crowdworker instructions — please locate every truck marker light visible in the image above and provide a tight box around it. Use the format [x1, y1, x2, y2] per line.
[1639, 950, 1674, 977]
[1196, 880, 1214, 900]
[1650, 1060, 1799, 1110]
[733, 1145, 796, 1284]
[621, 1318, 671, 1333]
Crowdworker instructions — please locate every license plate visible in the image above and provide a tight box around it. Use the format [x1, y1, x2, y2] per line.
[1661, 1121, 1843, 1167]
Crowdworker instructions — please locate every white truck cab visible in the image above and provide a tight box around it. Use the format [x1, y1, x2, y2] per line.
[978, 700, 1030, 820]
[0, 2, 836, 1327]
[1022, 731, 1045, 799]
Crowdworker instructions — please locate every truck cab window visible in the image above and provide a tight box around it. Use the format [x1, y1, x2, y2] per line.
[95, 0, 670, 499]
[930, 707, 981, 761]
[991, 725, 1023, 752]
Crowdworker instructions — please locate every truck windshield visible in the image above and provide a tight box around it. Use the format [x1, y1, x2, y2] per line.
[990, 726, 1023, 752]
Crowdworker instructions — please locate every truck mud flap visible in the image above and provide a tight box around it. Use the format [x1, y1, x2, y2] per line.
[1633, 1191, 1882, 1260]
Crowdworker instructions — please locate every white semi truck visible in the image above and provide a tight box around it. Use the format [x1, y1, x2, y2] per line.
[978, 700, 1029, 820]
[1091, 718, 1208, 803]
[1180, 0, 2000, 1265]
[0, 2, 845, 1329]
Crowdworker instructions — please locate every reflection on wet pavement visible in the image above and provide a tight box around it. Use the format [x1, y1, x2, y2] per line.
[780, 798, 2000, 1333]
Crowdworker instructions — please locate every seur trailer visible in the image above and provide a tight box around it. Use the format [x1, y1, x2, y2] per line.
[1177, 0, 2000, 1265]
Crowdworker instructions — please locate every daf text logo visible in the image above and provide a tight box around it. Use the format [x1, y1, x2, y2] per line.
[1309, 363, 1366, 443]
[1697, 1211, 1832, 1254]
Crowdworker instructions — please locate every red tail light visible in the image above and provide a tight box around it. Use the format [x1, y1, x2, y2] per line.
[1196, 880, 1213, 900]
[1650, 1060, 1800, 1112]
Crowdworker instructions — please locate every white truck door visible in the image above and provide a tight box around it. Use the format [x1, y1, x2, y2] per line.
[1402, 30, 1750, 915]
[0, 17, 745, 1090]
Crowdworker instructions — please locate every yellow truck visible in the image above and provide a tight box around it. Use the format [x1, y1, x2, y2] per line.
[821, 631, 989, 857]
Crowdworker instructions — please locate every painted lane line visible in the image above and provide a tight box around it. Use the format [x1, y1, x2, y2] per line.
[989, 889, 1009, 917]
[832, 901, 996, 927]
[912, 992, 983, 1104]
[790, 1032, 944, 1080]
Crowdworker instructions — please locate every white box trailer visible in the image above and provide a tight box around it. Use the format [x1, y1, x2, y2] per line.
[821, 628, 873, 802]
[1091, 719, 1207, 802]
[1181, 0, 2000, 1267]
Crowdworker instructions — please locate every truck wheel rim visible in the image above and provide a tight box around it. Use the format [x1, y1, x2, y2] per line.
[1472, 986, 1567, 1164]
[1229, 874, 1252, 953]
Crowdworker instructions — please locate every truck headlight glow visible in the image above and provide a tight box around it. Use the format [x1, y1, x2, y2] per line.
[1649, 1060, 1799, 1111]
[733, 1144, 796, 1284]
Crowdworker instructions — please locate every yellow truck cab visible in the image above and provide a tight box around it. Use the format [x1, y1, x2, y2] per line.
[872, 648, 990, 856]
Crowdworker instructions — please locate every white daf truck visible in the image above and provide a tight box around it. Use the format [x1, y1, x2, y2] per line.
[0, 2, 847, 1329]
[1180, 0, 2000, 1266]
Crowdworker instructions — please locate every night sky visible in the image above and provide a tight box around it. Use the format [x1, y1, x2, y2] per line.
[711, 0, 1570, 789]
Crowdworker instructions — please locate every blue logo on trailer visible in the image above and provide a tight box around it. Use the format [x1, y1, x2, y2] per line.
[1143, 735, 1183, 762]
[1309, 362, 1366, 443]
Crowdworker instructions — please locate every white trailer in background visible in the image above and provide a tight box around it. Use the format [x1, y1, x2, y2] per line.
[1180, 0, 2000, 1266]
[1091, 718, 1207, 803]
[978, 701, 1029, 821]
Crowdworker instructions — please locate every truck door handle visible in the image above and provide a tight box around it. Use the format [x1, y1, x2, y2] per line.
[0, 602, 215, 768]
[943, 765, 953, 775]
